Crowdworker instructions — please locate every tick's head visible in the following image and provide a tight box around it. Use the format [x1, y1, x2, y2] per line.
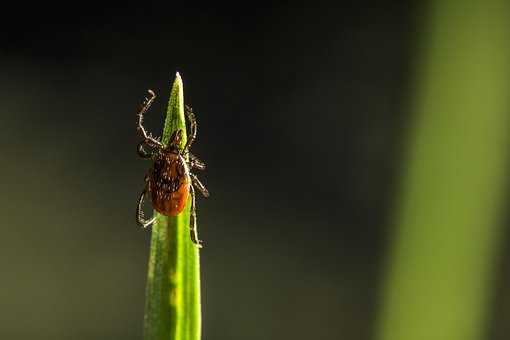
[168, 129, 184, 151]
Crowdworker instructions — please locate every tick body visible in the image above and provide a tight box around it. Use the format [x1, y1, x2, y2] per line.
[150, 152, 191, 216]
[135, 89, 209, 247]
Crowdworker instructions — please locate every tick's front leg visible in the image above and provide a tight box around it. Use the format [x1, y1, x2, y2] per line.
[183, 105, 197, 153]
[137, 90, 163, 148]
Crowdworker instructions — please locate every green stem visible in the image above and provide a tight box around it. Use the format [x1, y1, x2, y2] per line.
[144, 73, 201, 340]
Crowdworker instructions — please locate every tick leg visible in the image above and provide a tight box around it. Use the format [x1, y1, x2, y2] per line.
[189, 185, 203, 248]
[136, 186, 156, 228]
[137, 142, 155, 159]
[189, 153, 206, 170]
[137, 89, 163, 148]
[191, 173, 210, 197]
[183, 105, 197, 153]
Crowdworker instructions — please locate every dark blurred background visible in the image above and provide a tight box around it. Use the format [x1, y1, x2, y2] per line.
[1, 3, 509, 340]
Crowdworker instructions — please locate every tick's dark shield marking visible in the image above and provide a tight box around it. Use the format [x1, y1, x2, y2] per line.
[136, 90, 209, 248]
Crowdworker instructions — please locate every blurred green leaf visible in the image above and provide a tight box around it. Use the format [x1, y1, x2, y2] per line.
[377, 2, 510, 340]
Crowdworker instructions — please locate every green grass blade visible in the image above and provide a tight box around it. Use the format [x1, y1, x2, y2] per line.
[376, 2, 510, 340]
[144, 72, 201, 340]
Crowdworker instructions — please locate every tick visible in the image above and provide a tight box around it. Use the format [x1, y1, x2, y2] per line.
[135, 89, 209, 248]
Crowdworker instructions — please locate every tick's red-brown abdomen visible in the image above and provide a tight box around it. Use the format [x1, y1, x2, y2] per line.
[149, 152, 190, 216]
[152, 182, 189, 216]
